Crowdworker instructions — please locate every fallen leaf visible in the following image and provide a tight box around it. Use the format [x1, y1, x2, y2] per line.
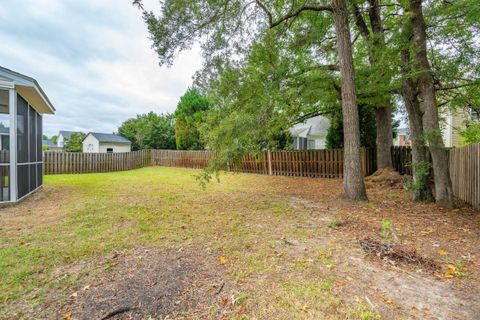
[437, 249, 447, 256]
[82, 285, 90, 291]
[446, 264, 457, 272]
[63, 311, 72, 320]
[70, 292, 78, 298]
[219, 256, 227, 264]
[238, 306, 247, 314]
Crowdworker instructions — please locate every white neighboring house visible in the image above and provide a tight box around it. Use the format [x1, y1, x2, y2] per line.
[441, 109, 476, 148]
[82, 132, 131, 153]
[57, 130, 80, 148]
[289, 115, 331, 150]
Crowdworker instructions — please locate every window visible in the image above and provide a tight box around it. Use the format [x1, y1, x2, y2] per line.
[307, 139, 316, 150]
[106, 148, 113, 153]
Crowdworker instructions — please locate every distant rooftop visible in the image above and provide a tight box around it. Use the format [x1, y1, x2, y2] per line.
[289, 115, 330, 138]
[42, 139, 57, 147]
[58, 130, 81, 139]
[87, 132, 131, 144]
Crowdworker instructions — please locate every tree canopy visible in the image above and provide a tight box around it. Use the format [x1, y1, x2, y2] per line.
[64, 132, 86, 152]
[118, 112, 176, 150]
[174, 88, 211, 150]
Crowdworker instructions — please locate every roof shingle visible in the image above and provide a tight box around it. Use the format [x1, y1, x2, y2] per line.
[88, 132, 131, 144]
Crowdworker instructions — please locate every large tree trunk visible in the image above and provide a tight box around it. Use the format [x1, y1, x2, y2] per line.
[400, 49, 434, 202]
[375, 106, 393, 169]
[332, 0, 368, 201]
[354, 0, 393, 169]
[410, 0, 453, 207]
[369, 0, 393, 169]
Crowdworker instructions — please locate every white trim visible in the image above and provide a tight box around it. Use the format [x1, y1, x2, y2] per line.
[17, 161, 42, 165]
[9, 88, 16, 202]
[0, 80, 14, 89]
[33, 85, 55, 113]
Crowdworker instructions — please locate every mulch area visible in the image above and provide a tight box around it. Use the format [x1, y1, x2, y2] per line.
[52, 247, 231, 320]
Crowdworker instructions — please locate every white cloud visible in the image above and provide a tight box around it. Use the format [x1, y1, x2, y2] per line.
[0, 0, 202, 136]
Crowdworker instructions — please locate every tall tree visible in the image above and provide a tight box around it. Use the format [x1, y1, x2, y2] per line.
[352, 0, 394, 170]
[136, 0, 368, 200]
[332, 0, 367, 199]
[118, 112, 176, 150]
[409, 0, 453, 207]
[174, 88, 211, 150]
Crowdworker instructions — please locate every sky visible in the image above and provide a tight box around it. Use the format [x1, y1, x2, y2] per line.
[0, 0, 203, 137]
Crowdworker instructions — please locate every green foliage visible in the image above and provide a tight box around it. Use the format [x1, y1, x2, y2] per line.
[118, 112, 176, 150]
[404, 161, 431, 193]
[326, 218, 344, 230]
[42, 145, 49, 151]
[459, 122, 480, 145]
[42, 135, 48, 140]
[379, 219, 394, 244]
[51, 135, 57, 145]
[174, 88, 211, 150]
[326, 105, 377, 149]
[64, 132, 86, 152]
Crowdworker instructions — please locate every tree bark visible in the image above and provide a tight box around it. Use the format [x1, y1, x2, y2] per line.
[353, 0, 393, 169]
[400, 48, 434, 202]
[332, 0, 368, 201]
[410, 0, 453, 207]
[375, 106, 393, 169]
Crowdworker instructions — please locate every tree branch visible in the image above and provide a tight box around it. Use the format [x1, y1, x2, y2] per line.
[255, 1, 333, 29]
[352, 3, 371, 40]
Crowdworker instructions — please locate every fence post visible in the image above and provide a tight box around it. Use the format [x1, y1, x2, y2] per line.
[267, 150, 272, 175]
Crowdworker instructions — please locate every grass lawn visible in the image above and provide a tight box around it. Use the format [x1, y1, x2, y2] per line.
[0, 167, 479, 319]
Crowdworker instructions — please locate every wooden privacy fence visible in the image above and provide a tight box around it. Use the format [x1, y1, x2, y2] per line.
[150, 148, 377, 178]
[449, 143, 480, 210]
[391, 146, 413, 175]
[151, 150, 216, 169]
[43, 148, 377, 178]
[43, 149, 151, 174]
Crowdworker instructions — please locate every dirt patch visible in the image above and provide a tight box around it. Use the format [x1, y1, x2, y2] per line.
[365, 168, 407, 188]
[359, 237, 441, 273]
[52, 247, 230, 320]
[0, 185, 75, 237]
[344, 256, 480, 320]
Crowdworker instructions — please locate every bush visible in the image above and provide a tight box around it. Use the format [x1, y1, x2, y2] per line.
[459, 122, 480, 145]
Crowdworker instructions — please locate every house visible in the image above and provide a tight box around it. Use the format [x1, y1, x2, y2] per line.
[57, 130, 80, 148]
[441, 109, 476, 148]
[42, 139, 62, 152]
[83, 132, 131, 153]
[393, 127, 411, 147]
[289, 115, 330, 150]
[0, 66, 55, 203]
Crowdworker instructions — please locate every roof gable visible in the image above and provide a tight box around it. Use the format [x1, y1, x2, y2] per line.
[290, 115, 330, 138]
[86, 132, 131, 144]
[59, 130, 80, 139]
[0, 66, 55, 114]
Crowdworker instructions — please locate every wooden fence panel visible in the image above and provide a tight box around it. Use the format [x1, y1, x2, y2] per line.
[148, 148, 375, 179]
[43, 150, 152, 175]
[44, 148, 377, 179]
[449, 143, 480, 210]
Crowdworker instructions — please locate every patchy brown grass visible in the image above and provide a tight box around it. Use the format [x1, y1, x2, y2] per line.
[0, 167, 479, 320]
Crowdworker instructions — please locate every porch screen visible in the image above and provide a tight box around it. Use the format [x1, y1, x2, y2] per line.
[17, 94, 43, 199]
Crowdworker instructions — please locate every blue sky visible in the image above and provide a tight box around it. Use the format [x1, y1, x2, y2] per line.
[0, 0, 202, 136]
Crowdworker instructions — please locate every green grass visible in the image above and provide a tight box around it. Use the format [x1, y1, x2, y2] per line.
[0, 167, 379, 319]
